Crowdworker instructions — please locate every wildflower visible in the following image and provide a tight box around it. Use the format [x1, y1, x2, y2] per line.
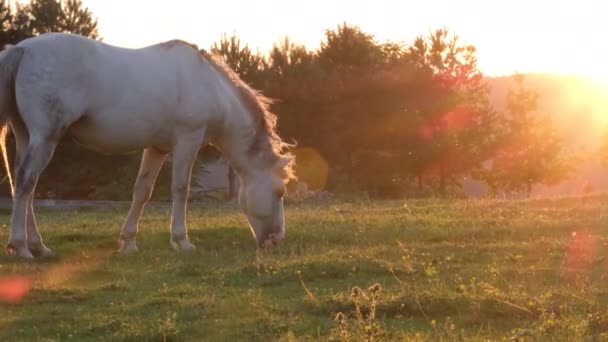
[350, 286, 362, 300]
[368, 283, 382, 294]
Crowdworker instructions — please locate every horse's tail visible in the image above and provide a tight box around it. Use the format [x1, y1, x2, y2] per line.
[0, 45, 25, 197]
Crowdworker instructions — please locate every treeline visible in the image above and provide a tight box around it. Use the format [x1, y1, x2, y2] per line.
[0, 0, 577, 199]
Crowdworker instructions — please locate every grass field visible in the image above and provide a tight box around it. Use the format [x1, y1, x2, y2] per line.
[0, 195, 607, 341]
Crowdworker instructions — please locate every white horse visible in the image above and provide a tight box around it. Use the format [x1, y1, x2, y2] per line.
[0, 33, 295, 259]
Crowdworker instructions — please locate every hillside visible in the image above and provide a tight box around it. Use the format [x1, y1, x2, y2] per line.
[463, 73, 608, 198]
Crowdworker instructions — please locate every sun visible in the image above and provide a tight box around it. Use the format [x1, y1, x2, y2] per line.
[568, 71, 608, 127]
[589, 76, 608, 126]
[596, 78, 608, 96]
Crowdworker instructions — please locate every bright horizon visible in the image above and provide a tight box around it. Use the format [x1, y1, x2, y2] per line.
[77, 0, 607, 82]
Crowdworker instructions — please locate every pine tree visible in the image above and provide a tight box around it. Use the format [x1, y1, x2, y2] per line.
[0, 0, 13, 46]
[25, 0, 99, 39]
[60, 0, 99, 38]
[405, 28, 501, 196]
[483, 74, 572, 197]
[210, 32, 266, 86]
[318, 22, 383, 71]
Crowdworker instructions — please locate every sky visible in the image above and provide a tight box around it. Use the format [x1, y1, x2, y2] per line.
[75, 0, 607, 81]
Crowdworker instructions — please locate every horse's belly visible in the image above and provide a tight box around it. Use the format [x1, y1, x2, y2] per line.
[67, 116, 171, 154]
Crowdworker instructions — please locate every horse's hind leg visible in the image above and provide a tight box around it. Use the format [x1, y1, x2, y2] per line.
[119, 147, 167, 254]
[10, 120, 53, 257]
[6, 137, 57, 259]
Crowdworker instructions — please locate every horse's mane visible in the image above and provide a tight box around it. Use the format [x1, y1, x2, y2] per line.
[159, 39, 295, 180]
[201, 52, 295, 180]
[201, 50, 290, 156]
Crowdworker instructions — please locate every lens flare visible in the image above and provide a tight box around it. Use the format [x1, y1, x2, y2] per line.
[561, 228, 598, 281]
[0, 248, 113, 304]
[0, 276, 31, 304]
[292, 147, 329, 192]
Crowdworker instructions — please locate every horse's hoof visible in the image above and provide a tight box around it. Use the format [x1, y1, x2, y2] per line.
[6, 242, 34, 260]
[118, 240, 139, 254]
[29, 244, 54, 258]
[171, 238, 196, 252]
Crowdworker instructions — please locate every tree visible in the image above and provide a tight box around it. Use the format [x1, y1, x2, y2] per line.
[263, 36, 322, 145]
[294, 23, 439, 197]
[404, 28, 502, 196]
[268, 36, 315, 78]
[318, 22, 383, 71]
[27, 0, 63, 34]
[480, 74, 572, 197]
[0, 0, 31, 46]
[0, 0, 99, 46]
[10, 5, 31, 41]
[210, 32, 266, 86]
[27, 0, 99, 39]
[0, 0, 13, 46]
[315, 23, 398, 192]
[60, 0, 99, 38]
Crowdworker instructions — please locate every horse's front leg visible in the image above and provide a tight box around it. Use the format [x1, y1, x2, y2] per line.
[6, 137, 57, 259]
[169, 132, 204, 252]
[25, 196, 53, 257]
[119, 147, 167, 254]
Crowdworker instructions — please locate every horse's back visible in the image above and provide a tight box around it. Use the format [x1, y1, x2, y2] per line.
[13, 33, 212, 153]
[15, 33, 129, 110]
[15, 33, 199, 103]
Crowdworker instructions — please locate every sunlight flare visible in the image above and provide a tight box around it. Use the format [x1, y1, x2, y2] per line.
[561, 229, 598, 281]
[0, 276, 31, 304]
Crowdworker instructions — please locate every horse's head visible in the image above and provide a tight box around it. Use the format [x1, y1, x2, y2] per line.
[238, 155, 294, 247]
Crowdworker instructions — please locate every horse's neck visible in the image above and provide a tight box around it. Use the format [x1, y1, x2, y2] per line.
[213, 110, 261, 179]
[202, 61, 269, 179]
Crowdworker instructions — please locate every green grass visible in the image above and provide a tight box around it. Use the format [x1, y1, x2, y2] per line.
[0, 195, 608, 341]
